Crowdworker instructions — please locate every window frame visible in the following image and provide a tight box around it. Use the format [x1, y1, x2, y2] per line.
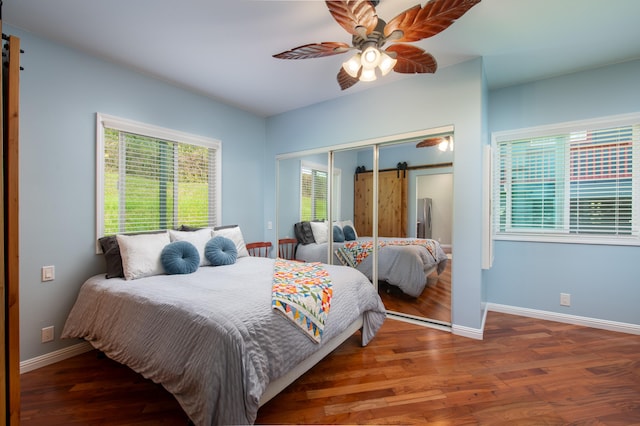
[96, 113, 222, 245]
[299, 160, 329, 222]
[299, 160, 342, 222]
[491, 112, 640, 246]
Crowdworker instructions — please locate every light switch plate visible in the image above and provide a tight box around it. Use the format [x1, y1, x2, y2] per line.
[42, 265, 55, 282]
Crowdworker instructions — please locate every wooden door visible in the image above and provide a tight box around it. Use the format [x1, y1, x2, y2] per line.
[378, 170, 407, 237]
[353, 170, 407, 237]
[2, 33, 21, 425]
[353, 172, 374, 236]
[1, 16, 6, 423]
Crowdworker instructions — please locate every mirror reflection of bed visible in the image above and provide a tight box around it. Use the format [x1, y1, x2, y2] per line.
[378, 252, 452, 325]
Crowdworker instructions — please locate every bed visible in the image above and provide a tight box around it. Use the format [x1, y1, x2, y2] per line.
[61, 255, 386, 425]
[295, 236, 448, 298]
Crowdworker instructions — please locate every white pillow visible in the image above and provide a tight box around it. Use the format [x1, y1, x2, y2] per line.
[340, 219, 358, 239]
[212, 226, 249, 258]
[116, 232, 170, 280]
[168, 228, 213, 266]
[310, 221, 329, 244]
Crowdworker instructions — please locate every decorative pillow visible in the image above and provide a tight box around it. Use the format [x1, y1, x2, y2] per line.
[116, 232, 170, 280]
[161, 241, 200, 275]
[213, 224, 239, 231]
[169, 228, 213, 266]
[98, 235, 124, 279]
[340, 220, 358, 239]
[294, 221, 315, 245]
[333, 225, 345, 242]
[310, 221, 329, 244]
[178, 224, 202, 231]
[205, 236, 238, 266]
[343, 225, 357, 241]
[212, 225, 249, 257]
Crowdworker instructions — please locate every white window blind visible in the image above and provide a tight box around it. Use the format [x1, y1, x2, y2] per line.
[97, 114, 221, 237]
[493, 114, 640, 245]
[300, 162, 328, 221]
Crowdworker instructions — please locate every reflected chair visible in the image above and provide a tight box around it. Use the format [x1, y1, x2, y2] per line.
[246, 241, 272, 258]
[278, 238, 299, 261]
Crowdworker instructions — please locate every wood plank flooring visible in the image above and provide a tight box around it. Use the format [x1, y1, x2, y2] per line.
[378, 257, 451, 323]
[21, 312, 640, 425]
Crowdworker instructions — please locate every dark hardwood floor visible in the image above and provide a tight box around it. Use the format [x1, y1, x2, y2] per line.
[378, 257, 451, 323]
[21, 312, 640, 425]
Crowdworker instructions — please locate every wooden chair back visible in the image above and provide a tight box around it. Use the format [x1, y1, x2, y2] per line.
[246, 241, 272, 258]
[278, 238, 298, 260]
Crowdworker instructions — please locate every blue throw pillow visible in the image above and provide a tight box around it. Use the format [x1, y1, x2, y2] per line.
[343, 225, 357, 241]
[205, 236, 238, 266]
[333, 225, 345, 242]
[161, 241, 200, 275]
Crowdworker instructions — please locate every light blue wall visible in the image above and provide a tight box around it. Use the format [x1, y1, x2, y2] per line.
[333, 149, 359, 223]
[485, 59, 640, 325]
[266, 58, 486, 331]
[11, 25, 267, 361]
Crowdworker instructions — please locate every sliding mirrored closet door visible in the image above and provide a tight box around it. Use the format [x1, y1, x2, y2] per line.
[376, 138, 453, 326]
[276, 129, 453, 328]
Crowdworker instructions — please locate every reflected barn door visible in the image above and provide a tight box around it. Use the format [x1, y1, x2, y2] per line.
[354, 170, 407, 238]
[354, 171, 373, 236]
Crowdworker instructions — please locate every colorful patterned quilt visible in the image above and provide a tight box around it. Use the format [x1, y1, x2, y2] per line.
[272, 258, 333, 343]
[335, 238, 439, 268]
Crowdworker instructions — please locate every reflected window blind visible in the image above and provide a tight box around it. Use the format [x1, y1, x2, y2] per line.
[300, 165, 328, 221]
[103, 128, 217, 234]
[494, 120, 639, 241]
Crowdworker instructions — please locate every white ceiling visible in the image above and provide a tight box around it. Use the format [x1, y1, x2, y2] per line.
[4, 0, 640, 117]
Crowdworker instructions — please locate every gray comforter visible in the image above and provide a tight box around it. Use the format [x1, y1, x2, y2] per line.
[61, 256, 386, 425]
[295, 237, 448, 297]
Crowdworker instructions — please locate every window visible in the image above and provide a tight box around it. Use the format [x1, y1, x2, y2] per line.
[493, 113, 640, 245]
[300, 161, 328, 221]
[96, 114, 221, 238]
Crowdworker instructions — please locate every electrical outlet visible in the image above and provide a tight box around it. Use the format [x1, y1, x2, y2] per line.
[41, 326, 54, 343]
[560, 293, 571, 307]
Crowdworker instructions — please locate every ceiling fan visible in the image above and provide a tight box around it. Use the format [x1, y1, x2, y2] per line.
[273, 0, 481, 90]
[416, 135, 453, 151]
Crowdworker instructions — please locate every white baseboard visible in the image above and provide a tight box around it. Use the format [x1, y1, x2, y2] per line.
[452, 324, 483, 340]
[449, 304, 487, 340]
[20, 341, 93, 374]
[487, 303, 640, 335]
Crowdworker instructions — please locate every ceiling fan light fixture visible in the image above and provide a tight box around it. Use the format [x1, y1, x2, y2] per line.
[361, 45, 381, 69]
[378, 50, 397, 76]
[342, 53, 362, 78]
[438, 136, 454, 151]
[360, 67, 377, 82]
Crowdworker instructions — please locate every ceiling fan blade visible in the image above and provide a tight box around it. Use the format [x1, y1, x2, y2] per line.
[416, 137, 444, 148]
[337, 67, 359, 90]
[326, 0, 378, 37]
[387, 44, 437, 74]
[384, 0, 481, 43]
[273, 42, 352, 59]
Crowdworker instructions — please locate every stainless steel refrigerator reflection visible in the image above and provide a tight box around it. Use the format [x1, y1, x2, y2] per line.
[416, 197, 432, 239]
